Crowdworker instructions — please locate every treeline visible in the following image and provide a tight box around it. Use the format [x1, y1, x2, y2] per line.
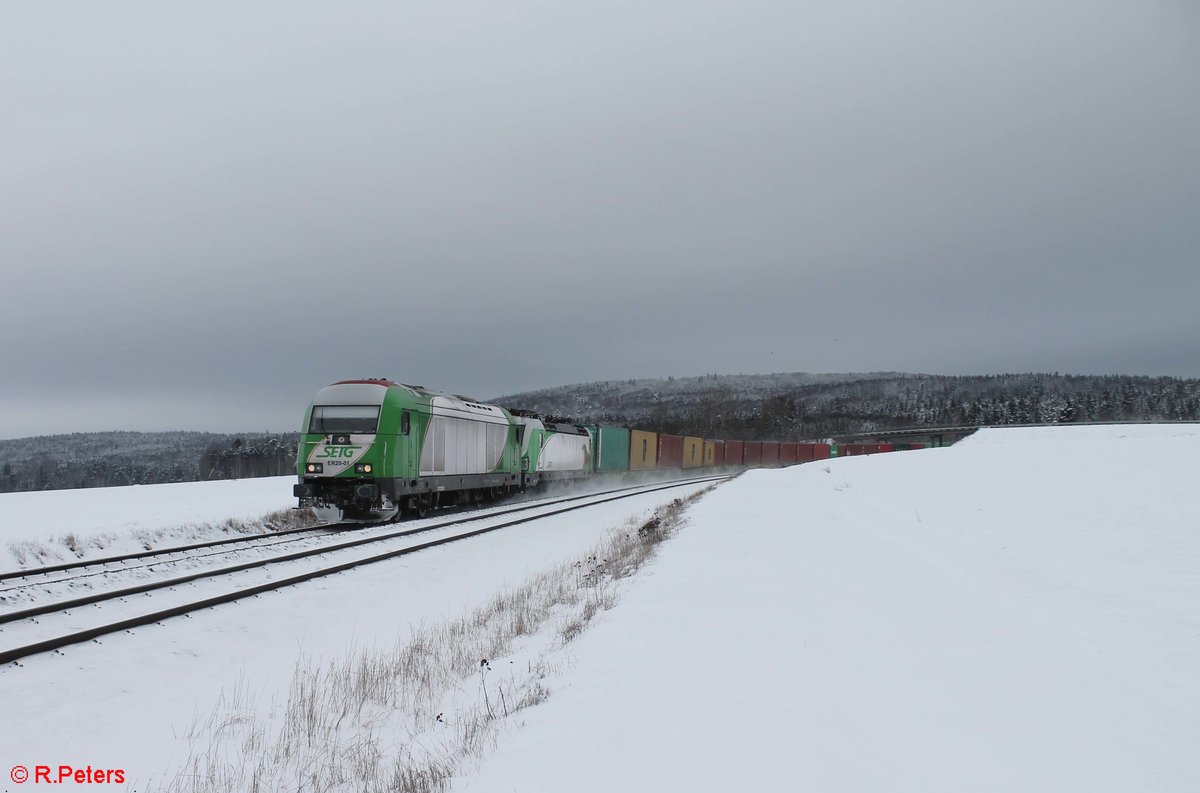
[500, 372, 1200, 441]
[5, 372, 1198, 494]
[0, 432, 299, 494]
[200, 436, 296, 480]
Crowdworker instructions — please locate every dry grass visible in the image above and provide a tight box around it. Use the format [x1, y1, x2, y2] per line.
[154, 485, 717, 793]
[5, 507, 318, 567]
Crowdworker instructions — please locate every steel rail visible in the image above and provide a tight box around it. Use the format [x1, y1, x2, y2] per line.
[0, 471, 728, 585]
[0, 475, 728, 665]
[0, 523, 336, 583]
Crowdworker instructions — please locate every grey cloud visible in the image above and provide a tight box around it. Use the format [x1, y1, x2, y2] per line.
[1, 0, 1196, 437]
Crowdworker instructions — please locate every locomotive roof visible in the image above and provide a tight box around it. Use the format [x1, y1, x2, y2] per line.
[333, 378, 402, 388]
[332, 379, 479, 399]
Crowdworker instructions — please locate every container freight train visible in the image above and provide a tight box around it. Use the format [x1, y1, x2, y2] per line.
[292, 379, 903, 523]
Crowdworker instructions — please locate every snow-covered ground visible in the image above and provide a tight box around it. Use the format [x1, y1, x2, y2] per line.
[0, 475, 300, 570]
[3, 425, 1197, 791]
[0, 470, 709, 571]
[0, 475, 717, 789]
[453, 425, 1200, 792]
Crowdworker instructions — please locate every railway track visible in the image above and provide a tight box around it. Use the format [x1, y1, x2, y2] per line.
[0, 525, 340, 595]
[0, 474, 713, 595]
[0, 522, 337, 585]
[0, 474, 728, 666]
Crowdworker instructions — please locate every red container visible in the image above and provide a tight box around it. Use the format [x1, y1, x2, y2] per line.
[761, 442, 780, 465]
[810, 444, 831, 461]
[840, 443, 893, 457]
[712, 440, 726, 466]
[657, 434, 684, 468]
[724, 440, 744, 466]
[779, 442, 800, 464]
[743, 441, 763, 465]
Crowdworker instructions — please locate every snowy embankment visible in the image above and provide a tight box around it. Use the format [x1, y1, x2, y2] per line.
[0, 474, 718, 790]
[3, 426, 1196, 791]
[0, 476, 301, 570]
[454, 425, 1200, 792]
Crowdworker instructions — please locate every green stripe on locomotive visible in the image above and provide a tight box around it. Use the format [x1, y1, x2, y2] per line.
[523, 425, 545, 473]
[298, 384, 425, 480]
[298, 382, 521, 482]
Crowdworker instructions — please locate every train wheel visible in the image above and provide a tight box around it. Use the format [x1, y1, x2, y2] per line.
[407, 495, 429, 519]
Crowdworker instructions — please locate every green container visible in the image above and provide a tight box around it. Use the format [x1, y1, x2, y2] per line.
[582, 424, 631, 472]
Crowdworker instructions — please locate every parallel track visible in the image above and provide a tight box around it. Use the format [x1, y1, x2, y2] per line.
[0, 523, 335, 584]
[0, 475, 727, 666]
[0, 473, 716, 591]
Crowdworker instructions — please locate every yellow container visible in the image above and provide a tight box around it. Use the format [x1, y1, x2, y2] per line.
[629, 430, 658, 470]
[682, 436, 705, 469]
[703, 440, 716, 467]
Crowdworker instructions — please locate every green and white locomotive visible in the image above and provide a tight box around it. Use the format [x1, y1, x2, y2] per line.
[511, 410, 593, 488]
[293, 379, 523, 522]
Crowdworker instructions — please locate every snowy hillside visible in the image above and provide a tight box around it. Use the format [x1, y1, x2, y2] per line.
[493, 372, 1200, 440]
[455, 425, 1200, 792]
[494, 371, 913, 422]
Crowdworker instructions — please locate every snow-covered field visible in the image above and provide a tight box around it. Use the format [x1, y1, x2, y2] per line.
[2, 424, 1196, 791]
[0, 476, 301, 570]
[0, 474, 718, 790]
[454, 425, 1200, 792]
[0, 470, 706, 571]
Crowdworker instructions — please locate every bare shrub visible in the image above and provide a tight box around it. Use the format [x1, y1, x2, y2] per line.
[61, 532, 82, 555]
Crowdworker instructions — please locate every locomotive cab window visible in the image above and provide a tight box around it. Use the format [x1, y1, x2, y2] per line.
[309, 405, 380, 434]
[401, 410, 411, 435]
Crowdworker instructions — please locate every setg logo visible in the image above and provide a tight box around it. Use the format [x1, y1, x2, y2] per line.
[317, 446, 361, 459]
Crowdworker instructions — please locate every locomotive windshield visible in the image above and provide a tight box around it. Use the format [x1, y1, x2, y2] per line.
[308, 405, 380, 434]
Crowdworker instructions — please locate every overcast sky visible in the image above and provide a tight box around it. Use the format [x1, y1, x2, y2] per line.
[2, 0, 1197, 437]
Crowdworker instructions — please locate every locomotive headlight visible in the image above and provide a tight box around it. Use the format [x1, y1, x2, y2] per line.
[355, 462, 374, 474]
[363, 463, 373, 474]
[306, 462, 324, 473]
